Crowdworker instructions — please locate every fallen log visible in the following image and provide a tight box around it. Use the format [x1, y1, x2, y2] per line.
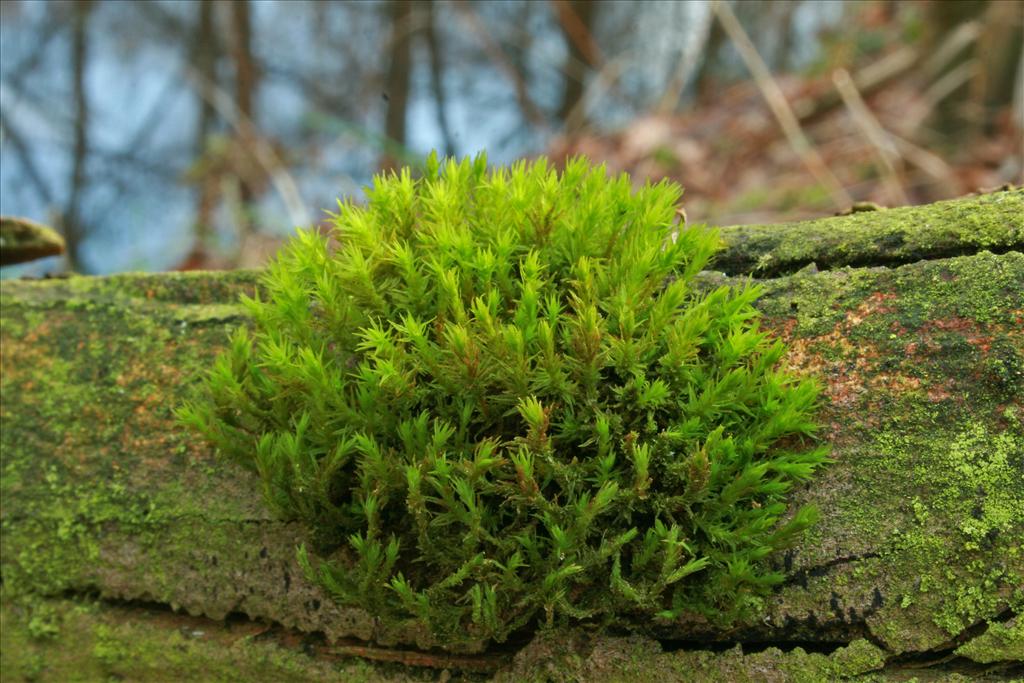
[2, 190, 1022, 681]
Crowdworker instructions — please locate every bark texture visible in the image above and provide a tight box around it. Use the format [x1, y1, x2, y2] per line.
[2, 190, 1022, 681]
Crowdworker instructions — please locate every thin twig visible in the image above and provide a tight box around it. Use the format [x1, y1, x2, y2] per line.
[922, 60, 977, 115]
[792, 46, 919, 123]
[182, 66, 310, 228]
[564, 52, 631, 136]
[888, 134, 959, 197]
[0, 112, 54, 205]
[712, 0, 851, 209]
[922, 21, 979, 78]
[832, 68, 909, 206]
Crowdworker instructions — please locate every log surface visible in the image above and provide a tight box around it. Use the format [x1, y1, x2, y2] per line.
[2, 190, 1022, 681]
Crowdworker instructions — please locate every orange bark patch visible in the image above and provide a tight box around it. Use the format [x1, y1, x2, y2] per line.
[845, 292, 897, 326]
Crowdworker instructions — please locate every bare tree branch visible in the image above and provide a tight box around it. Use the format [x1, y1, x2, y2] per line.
[181, 66, 309, 228]
[0, 111, 55, 206]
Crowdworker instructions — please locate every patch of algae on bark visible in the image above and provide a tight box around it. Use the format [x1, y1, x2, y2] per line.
[0, 274, 259, 598]
[0, 594, 412, 683]
[0, 272, 381, 644]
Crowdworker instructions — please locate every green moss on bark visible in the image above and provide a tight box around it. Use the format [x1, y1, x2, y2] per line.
[716, 189, 1023, 276]
[0, 594, 409, 683]
[955, 617, 1024, 663]
[497, 629, 890, 682]
[2, 193, 1021, 674]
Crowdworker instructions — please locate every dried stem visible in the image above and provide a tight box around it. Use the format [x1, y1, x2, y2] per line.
[712, 0, 851, 209]
[792, 46, 919, 124]
[832, 68, 909, 206]
[182, 67, 310, 229]
[887, 134, 959, 197]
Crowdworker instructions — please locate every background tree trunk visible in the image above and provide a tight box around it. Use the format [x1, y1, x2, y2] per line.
[381, 0, 413, 171]
[423, 1, 455, 158]
[555, 0, 598, 131]
[189, 0, 220, 264]
[226, 0, 259, 235]
[63, 0, 93, 272]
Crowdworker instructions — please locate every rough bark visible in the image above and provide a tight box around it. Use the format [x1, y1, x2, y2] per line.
[1, 191, 1022, 680]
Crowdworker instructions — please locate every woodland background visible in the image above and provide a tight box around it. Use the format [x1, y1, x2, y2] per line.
[0, 0, 1021, 276]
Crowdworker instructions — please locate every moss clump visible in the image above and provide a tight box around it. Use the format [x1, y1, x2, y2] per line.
[180, 155, 828, 646]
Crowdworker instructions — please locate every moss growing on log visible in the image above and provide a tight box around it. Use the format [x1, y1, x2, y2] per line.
[2, 193, 1022, 677]
[715, 188, 1023, 276]
[181, 158, 829, 646]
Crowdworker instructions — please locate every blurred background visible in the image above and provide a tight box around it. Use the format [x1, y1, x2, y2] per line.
[0, 0, 1021, 276]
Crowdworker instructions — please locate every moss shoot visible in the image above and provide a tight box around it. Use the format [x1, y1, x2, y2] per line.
[180, 155, 828, 646]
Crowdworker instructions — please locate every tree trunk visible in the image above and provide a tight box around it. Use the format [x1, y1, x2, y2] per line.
[423, 1, 455, 158]
[2, 191, 1022, 678]
[381, 0, 413, 171]
[64, 0, 93, 272]
[188, 0, 220, 265]
[555, 0, 598, 131]
[226, 0, 259, 235]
